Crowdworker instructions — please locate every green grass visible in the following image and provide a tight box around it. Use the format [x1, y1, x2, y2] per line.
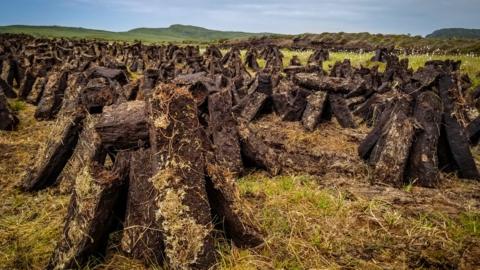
[0, 190, 69, 269]
[277, 50, 480, 88]
[8, 100, 26, 112]
[214, 173, 480, 269]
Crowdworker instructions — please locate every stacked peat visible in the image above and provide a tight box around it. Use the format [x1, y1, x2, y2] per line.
[43, 84, 263, 270]
[3, 33, 480, 268]
[358, 60, 480, 187]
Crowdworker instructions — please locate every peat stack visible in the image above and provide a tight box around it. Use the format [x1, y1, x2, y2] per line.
[308, 48, 329, 64]
[358, 66, 480, 188]
[45, 84, 263, 270]
[370, 47, 393, 63]
[293, 72, 361, 129]
[21, 66, 129, 191]
[245, 47, 260, 71]
[0, 88, 19, 130]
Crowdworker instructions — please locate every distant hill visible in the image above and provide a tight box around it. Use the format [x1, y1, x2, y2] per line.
[0, 24, 273, 43]
[427, 28, 480, 39]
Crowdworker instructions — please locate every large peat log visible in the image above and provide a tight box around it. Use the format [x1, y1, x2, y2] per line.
[208, 89, 243, 176]
[329, 93, 357, 128]
[147, 84, 216, 269]
[467, 116, 480, 145]
[35, 71, 69, 120]
[233, 92, 269, 122]
[294, 73, 362, 93]
[405, 91, 443, 187]
[21, 111, 84, 191]
[0, 78, 17, 98]
[47, 154, 128, 270]
[370, 106, 415, 187]
[57, 114, 106, 193]
[438, 75, 479, 180]
[95, 100, 149, 151]
[301, 91, 328, 131]
[121, 148, 165, 264]
[0, 89, 19, 130]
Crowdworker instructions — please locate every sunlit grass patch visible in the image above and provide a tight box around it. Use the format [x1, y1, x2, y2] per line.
[8, 99, 26, 112]
[212, 172, 480, 269]
[403, 53, 480, 88]
[0, 190, 69, 269]
[236, 49, 480, 89]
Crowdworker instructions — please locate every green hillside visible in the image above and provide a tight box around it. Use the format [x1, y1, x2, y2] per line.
[0, 24, 272, 43]
[127, 24, 270, 41]
[427, 28, 480, 39]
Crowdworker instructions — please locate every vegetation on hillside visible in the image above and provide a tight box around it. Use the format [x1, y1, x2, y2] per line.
[0, 24, 271, 43]
[427, 28, 480, 39]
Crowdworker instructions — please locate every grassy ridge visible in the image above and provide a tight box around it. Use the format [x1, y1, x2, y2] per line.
[427, 28, 480, 39]
[0, 24, 271, 43]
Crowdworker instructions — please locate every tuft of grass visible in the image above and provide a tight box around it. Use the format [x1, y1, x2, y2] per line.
[460, 212, 480, 237]
[403, 183, 413, 193]
[8, 99, 26, 112]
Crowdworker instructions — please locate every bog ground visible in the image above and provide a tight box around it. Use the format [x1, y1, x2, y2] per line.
[1, 38, 480, 270]
[2, 95, 480, 269]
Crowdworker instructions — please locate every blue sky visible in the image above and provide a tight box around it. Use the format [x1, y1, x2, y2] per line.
[2, 0, 479, 35]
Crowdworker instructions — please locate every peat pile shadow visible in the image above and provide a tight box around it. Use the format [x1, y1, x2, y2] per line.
[1, 33, 480, 269]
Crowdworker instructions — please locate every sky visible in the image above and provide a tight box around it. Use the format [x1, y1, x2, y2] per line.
[1, 0, 479, 36]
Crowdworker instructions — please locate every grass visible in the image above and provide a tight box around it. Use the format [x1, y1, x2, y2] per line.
[8, 100, 26, 112]
[0, 105, 70, 270]
[278, 50, 480, 88]
[236, 49, 480, 88]
[1, 51, 480, 269]
[0, 190, 69, 269]
[215, 173, 480, 269]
